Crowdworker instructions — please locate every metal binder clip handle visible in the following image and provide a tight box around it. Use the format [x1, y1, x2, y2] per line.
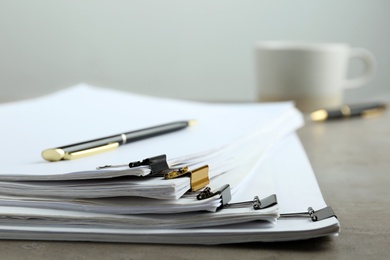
[309, 206, 337, 221]
[223, 194, 277, 210]
[165, 165, 210, 192]
[197, 185, 277, 210]
[96, 154, 169, 175]
[126, 154, 169, 175]
[281, 206, 337, 222]
[197, 184, 231, 205]
[164, 167, 189, 179]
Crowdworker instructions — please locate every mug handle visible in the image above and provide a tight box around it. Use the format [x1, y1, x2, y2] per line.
[344, 48, 376, 89]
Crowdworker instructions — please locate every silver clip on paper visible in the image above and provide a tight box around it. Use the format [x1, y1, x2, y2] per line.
[281, 206, 337, 222]
[197, 184, 278, 210]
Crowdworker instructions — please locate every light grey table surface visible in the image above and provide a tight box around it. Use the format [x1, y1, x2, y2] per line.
[1, 106, 389, 260]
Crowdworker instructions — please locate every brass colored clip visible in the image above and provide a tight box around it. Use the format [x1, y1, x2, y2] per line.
[190, 165, 210, 191]
[164, 167, 189, 179]
[164, 165, 210, 192]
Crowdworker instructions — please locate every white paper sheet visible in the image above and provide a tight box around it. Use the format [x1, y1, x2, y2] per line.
[0, 84, 303, 202]
[0, 84, 301, 176]
[0, 134, 340, 243]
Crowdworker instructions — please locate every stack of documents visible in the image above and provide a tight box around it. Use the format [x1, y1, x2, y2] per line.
[0, 84, 339, 244]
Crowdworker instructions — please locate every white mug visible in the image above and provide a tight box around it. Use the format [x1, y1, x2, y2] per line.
[255, 42, 375, 112]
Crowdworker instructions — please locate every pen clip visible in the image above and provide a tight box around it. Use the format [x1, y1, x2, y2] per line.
[43, 143, 120, 162]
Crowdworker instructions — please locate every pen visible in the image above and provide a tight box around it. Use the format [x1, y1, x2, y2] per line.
[310, 102, 386, 122]
[41, 120, 196, 162]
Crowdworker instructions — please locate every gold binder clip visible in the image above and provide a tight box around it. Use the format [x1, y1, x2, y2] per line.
[189, 165, 210, 191]
[164, 167, 189, 179]
[164, 165, 210, 192]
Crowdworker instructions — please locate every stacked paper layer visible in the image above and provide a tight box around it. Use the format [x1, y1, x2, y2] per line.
[0, 84, 339, 243]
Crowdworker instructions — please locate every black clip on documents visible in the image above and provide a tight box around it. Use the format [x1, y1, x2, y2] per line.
[97, 154, 169, 175]
[198, 185, 336, 221]
[197, 184, 232, 204]
[128, 154, 169, 175]
[281, 206, 337, 222]
[197, 184, 278, 210]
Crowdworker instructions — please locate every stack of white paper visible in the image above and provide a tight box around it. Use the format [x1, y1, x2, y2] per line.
[0, 84, 339, 244]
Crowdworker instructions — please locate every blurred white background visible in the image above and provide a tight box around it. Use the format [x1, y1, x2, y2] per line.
[0, 0, 389, 102]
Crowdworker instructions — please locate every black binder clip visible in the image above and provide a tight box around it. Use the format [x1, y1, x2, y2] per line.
[164, 165, 210, 191]
[197, 184, 278, 210]
[281, 206, 337, 222]
[129, 154, 169, 175]
[223, 194, 278, 210]
[197, 184, 232, 206]
[96, 154, 169, 175]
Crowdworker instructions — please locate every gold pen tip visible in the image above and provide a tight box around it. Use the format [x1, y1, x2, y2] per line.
[188, 119, 197, 126]
[362, 107, 386, 118]
[310, 109, 328, 121]
[41, 148, 65, 162]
